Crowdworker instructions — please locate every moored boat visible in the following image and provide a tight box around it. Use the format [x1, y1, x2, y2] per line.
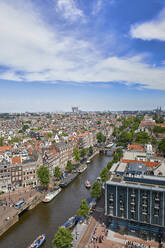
[42, 188, 62, 203]
[85, 180, 91, 189]
[78, 164, 87, 173]
[28, 234, 46, 248]
[59, 173, 78, 188]
[86, 160, 90, 164]
[62, 216, 79, 229]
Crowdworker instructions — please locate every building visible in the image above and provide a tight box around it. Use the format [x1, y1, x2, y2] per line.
[105, 174, 165, 242]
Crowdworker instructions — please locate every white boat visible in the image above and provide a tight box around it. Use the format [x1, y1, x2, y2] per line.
[85, 180, 91, 189]
[78, 164, 87, 173]
[42, 188, 62, 203]
[86, 160, 91, 164]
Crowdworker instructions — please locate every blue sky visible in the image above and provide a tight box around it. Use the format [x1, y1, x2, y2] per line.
[0, 0, 165, 112]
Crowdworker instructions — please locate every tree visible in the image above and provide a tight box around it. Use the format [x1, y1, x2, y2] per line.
[47, 132, 52, 139]
[116, 148, 123, 160]
[100, 167, 109, 183]
[54, 166, 62, 180]
[77, 199, 90, 217]
[65, 160, 74, 172]
[37, 165, 50, 187]
[117, 131, 133, 147]
[73, 148, 80, 163]
[0, 137, 3, 146]
[88, 146, 93, 155]
[135, 132, 150, 144]
[90, 181, 102, 199]
[22, 124, 29, 132]
[158, 138, 165, 155]
[80, 148, 87, 158]
[52, 227, 73, 248]
[113, 153, 120, 163]
[107, 161, 113, 170]
[96, 132, 106, 143]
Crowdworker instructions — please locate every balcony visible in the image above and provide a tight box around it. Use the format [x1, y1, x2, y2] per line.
[154, 205, 160, 209]
[155, 197, 160, 201]
[109, 206, 114, 209]
[120, 207, 124, 211]
[131, 209, 135, 213]
[142, 195, 148, 199]
[131, 202, 135, 205]
[142, 212, 148, 215]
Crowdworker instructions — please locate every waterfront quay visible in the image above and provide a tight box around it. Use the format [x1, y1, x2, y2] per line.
[0, 188, 43, 237]
[0, 154, 111, 248]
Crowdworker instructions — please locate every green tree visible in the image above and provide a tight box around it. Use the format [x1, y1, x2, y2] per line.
[100, 167, 109, 183]
[80, 148, 87, 158]
[77, 199, 90, 217]
[0, 137, 3, 146]
[37, 165, 50, 187]
[73, 148, 80, 163]
[117, 131, 133, 147]
[22, 124, 29, 132]
[158, 138, 165, 155]
[90, 181, 102, 199]
[88, 146, 93, 155]
[65, 160, 74, 172]
[47, 132, 53, 139]
[107, 161, 113, 170]
[54, 166, 62, 180]
[135, 132, 150, 144]
[116, 148, 123, 160]
[52, 227, 73, 248]
[96, 132, 106, 143]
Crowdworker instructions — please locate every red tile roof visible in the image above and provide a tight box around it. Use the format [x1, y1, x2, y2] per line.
[0, 146, 12, 152]
[121, 159, 159, 167]
[128, 145, 144, 151]
[11, 156, 22, 164]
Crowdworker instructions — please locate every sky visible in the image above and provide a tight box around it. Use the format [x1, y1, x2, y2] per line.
[0, 0, 165, 112]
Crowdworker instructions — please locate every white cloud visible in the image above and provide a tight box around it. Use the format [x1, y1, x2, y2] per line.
[130, 8, 165, 41]
[92, 0, 102, 15]
[56, 0, 84, 22]
[0, 0, 165, 91]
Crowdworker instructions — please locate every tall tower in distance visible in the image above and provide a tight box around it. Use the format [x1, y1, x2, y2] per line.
[72, 107, 79, 113]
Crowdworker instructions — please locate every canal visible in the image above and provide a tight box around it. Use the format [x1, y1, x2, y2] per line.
[0, 154, 112, 248]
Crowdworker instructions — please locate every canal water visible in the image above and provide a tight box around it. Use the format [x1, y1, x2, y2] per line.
[0, 154, 112, 248]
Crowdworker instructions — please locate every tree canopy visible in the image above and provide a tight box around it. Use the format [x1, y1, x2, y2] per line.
[117, 131, 133, 147]
[135, 131, 150, 144]
[90, 181, 102, 199]
[73, 148, 80, 162]
[88, 146, 93, 155]
[100, 167, 109, 183]
[54, 166, 62, 180]
[96, 132, 106, 143]
[65, 160, 74, 172]
[77, 199, 90, 217]
[37, 165, 50, 187]
[52, 227, 73, 248]
[80, 148, 87, 158]
[158, 138, 165, 155]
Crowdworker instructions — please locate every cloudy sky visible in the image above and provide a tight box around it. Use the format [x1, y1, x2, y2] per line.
[0, 0, 165, 112]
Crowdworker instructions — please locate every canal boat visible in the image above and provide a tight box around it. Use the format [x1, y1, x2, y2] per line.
[60, 173, 78, 188]
[86, 160, 91, 164]
[42, 188, 62, 203]
[85, 180, 91, 189]
[78, 164, 87, 173]
[28, 234, 46, 248]
[62, 216, 79, 229]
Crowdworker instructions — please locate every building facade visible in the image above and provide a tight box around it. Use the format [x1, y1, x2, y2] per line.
[105, 176, 165, 241]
